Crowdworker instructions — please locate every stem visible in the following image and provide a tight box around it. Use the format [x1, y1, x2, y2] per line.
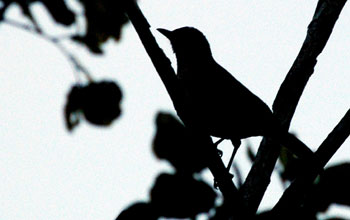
[2, 18, 93, 82]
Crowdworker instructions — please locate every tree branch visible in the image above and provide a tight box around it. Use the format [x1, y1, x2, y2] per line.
[240, 0, 347, 213]
[124, 1, 181, 112]
[272, 108, 350, 215]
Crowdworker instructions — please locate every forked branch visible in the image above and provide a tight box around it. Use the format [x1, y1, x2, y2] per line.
[240, 0, 347, 213]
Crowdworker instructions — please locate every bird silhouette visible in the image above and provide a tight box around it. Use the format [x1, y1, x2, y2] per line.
[158, 27, 313, 166]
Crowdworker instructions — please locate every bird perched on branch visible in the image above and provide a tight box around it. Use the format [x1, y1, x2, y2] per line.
[158, 27, 313, 166]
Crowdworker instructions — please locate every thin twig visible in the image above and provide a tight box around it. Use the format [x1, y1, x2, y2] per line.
[2, 18, 93, 82]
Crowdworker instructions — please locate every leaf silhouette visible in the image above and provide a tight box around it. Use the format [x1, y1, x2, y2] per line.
[310, 163, 350, 211]
[73, 0, 135, 53]
[153, 112, 212, 174]
[116, 202, 158, 220]
[65, 80, 122, 131]
[150, 173, 216, 218]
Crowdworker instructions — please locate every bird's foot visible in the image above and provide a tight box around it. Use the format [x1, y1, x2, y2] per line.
[213, 138, 225, 157]
[226, 139, 241, 171]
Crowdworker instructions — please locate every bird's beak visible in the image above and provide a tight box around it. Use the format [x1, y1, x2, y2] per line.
[157, 28, 173, 39]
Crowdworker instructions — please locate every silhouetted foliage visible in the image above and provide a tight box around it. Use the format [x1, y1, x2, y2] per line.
[72, 0, 133, 53]
[150, 173, 216, 219]
[246, 141, 256, 163]
[0, 0, 135, 53]
[278, 145, 304, 183]
[309, 163, 350, 211]
[116, 172, 217, 219]
[115, 202, 158, 220]
[153, 112, 212, 174]
[0, 0, 74, 25]
[2, 0, 349, 219]
[65, 80, 122, 131]
[254, 163, 350, 220]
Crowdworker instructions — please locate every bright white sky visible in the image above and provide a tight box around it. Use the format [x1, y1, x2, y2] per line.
[0, 0, 349, 219]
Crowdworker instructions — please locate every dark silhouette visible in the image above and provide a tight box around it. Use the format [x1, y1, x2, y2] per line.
[3, 0, 349, 219]
[158, 27, 313, 163]
[153, 112, 213, 174]
[65, 81, 122, 131]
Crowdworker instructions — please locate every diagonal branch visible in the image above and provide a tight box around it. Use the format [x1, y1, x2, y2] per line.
[240, 0, 347, 213]
[273, 109, 350, 215]
[123, 1, 184, 115]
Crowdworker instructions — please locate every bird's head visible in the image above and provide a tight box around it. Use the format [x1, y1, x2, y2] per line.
[158, 27, 212, 63]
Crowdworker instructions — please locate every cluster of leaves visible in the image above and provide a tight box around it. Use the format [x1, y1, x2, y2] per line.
[242, 143, 350, 219]
[117, 173, 216, 220]
[65, 80, 122, 131]
[310, 163, 350, 212]
[257, 163, 350, 220]
[0, 0, 135, 53]
[153, 112, 213, 174]
[72, 0, 133, 53]
[0, 1, 132, 130]
[116, 113, 217, 219]
[117, 112, 350, 220]
[0, 0, 74, 25]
